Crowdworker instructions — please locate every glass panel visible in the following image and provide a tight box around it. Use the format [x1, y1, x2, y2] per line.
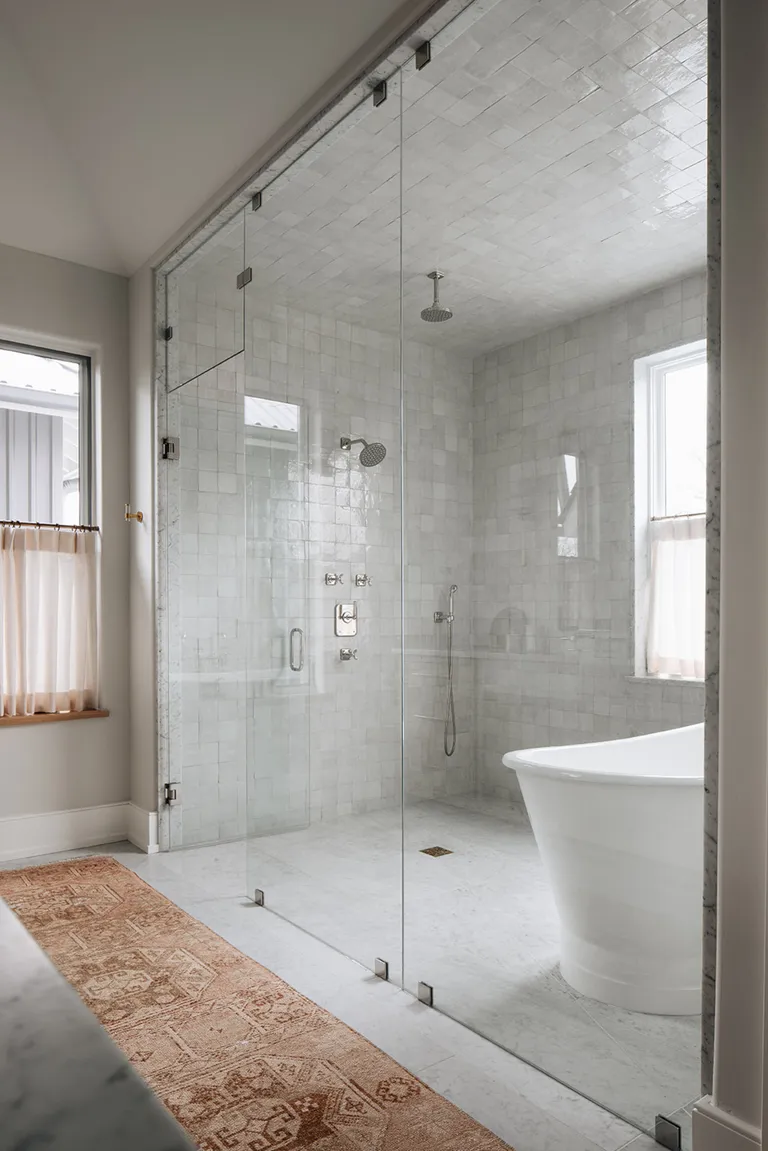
[662, 359, 708, 517]
[166, 210, 246, 390]
[400, 4, 705, 1143]
[243, 382, 310, 852]
[164, 354, 246, 849]
[0, 344, 85, 524]
[244, 77, 404, 977]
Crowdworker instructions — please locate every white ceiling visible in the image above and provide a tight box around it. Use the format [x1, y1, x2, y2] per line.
[0, 0, 415, 274]
[184, 0, 707, 357]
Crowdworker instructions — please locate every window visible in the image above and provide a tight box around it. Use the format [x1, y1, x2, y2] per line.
[0, 340, 92, 524]
[634, 341, 706, 680]
[0, 340, 100, 718]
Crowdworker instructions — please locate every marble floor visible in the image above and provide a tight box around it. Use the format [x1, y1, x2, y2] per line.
[1, 800, 701, 1151]
[241, 795, 701, 1142]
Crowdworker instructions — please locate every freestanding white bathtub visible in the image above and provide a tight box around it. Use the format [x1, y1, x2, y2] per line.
[503, 724, 704, 1015]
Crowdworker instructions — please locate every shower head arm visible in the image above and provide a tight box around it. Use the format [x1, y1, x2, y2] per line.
[340, 435, 387, 467]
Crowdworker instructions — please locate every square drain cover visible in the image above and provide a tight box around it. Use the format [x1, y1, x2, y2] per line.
[420, 846, 453, 857]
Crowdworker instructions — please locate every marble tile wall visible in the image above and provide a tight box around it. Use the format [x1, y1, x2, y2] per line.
[472, 273, 707, 802]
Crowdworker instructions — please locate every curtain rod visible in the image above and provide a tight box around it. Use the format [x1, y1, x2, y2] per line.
[650, 513, 706, 522]
[0, 520, 100, 532]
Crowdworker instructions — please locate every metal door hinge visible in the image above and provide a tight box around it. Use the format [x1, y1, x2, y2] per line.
[417, 981, 434, 1007]
[374, 958, 389, 981]
[415, 41, 431, 70]
[654, 1115, 682, 1151]
[161, 436, 180, 461]
[236, 267, 253, 290]
[251, 191, 262, 212]
[163, 325, 173, 341]
[164, 782, 180, 805]
[372, 80, 387, 107]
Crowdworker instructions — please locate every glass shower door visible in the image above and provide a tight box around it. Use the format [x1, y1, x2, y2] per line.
[243, 382, 311, 890]
[243, 66, 404, 974]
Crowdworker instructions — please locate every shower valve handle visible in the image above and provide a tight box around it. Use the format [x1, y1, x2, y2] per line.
[339, 648, 358, 661]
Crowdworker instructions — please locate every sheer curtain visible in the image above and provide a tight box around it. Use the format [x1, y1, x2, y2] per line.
[646, 513, 705, 679]
[0, 525, 100, 716]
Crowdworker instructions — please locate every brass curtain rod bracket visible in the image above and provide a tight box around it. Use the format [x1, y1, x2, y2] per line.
[124, 503, 144, 524]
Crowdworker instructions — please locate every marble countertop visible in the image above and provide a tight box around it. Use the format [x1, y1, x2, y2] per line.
[0, 898, 197, 1151]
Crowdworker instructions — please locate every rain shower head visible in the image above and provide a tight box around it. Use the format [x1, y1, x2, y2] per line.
[340, 436, 387, 467]
[421, 270, 453, 323]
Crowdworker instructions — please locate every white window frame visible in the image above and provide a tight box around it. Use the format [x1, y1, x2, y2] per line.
[633, 339, 707, 679]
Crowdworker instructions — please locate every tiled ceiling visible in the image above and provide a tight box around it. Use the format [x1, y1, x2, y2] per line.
[199, 0, 708, 357]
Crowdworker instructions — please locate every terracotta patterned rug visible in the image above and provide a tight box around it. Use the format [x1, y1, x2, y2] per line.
[0, 856, 511, 1151]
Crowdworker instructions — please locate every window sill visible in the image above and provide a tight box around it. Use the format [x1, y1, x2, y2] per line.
[0, 709, 110, 728]
[625, 675, 704, 686]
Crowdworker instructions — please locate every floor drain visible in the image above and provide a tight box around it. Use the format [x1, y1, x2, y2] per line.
[420, 846, 453, 857]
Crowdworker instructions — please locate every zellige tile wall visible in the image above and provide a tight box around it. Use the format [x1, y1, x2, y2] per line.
[165, 281, 475, 844]
[471, 273, 707, 802]
[164, 263, 707, 840]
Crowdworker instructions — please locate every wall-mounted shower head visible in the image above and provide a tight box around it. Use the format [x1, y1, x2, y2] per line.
[421, 270, 453, 323]
[340, 436, 387, 467]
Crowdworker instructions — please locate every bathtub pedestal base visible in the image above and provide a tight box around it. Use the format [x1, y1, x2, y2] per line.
[560, 934, 701, 1016]
[505, 724, 705, 1021]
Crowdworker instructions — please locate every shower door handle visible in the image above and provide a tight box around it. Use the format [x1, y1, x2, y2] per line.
[289, 627, 304, 672]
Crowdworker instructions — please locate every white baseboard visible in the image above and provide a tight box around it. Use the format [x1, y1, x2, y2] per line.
[692, 1100, 761, 1151]
[127, 803, 159, 854]
[0, 801, 160, 861]
[0, 802, 131, 862]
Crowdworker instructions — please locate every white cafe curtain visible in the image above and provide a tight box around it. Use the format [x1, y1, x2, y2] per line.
[0, 525, 100, 716]
[646, 513, 705, 680]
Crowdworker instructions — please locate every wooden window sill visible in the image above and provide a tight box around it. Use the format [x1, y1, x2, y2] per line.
[0, 709, 110, 728]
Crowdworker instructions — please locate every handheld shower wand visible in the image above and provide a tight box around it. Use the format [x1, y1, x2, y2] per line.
[434, 585, 458, 756]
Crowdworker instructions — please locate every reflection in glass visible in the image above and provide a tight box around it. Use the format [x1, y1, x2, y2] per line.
[556, 450, 599, 562]
[556, 452, 580, 558]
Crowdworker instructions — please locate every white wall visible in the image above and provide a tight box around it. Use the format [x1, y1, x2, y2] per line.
[0, 242, 130, 819]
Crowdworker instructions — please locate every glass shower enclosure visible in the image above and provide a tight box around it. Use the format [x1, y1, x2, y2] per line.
[159, 2, 708, 1144]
